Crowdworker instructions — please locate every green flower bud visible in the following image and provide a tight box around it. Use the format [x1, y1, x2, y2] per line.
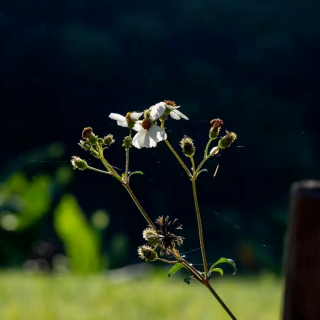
[209, 119, 223, 140]
[137, 245, 158, 262]
[122, 136, 132, 149]
[82, 127, 98, 145]
[180, 135, 195, 157]
[125, 112, 135, 129]
[142, 227, 161, 247]
[218, 130, 237, 149]
[104, 134, 115, 146]
[71, 156, 88, 171]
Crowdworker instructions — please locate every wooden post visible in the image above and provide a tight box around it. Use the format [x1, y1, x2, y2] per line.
[283, 180, 320, 320]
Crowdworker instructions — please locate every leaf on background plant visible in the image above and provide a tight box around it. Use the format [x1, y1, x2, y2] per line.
[54, 194, 100, 274]
[183, 277, 191, 284]
[168, 263, 184, 278]
[209, 258, 237, 275]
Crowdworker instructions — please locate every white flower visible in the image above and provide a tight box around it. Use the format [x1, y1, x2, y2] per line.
[109, 112, 143, 131]
[149, 101, 189, 121]
[132, 110, 167, 149]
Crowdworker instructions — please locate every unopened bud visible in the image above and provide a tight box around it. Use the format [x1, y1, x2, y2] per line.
[180, 135, 195, 157]
[78, 140, 91, 151]
[137, 245, 158, 262]
[209, 119, 223, 140]
[122, 136, 132, 149]
[82, 127, 98, 145]
[218, 130, 237, 149]
[104, 134, 115, 146]
[71, 156, 88, 171]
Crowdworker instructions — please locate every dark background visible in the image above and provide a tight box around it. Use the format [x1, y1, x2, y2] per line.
[0, 0, 319, 274]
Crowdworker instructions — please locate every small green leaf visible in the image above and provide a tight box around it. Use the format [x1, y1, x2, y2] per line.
[129, 171, 144, 178]
[210, 268, 224, 276]
[121, 173, 126, 180]
[183, 277, 191, 284]
[209, 258, 237, 275]
[168, 263, 184, 278]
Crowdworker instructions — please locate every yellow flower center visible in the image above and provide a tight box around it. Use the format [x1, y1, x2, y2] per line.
[164, 100, 176, 107]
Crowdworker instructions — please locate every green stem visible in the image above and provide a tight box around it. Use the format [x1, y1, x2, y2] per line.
[157, 258, 177, 264]
[204, 138, 213, 158]
[204, 282, 237, 320]
[123, 184, 156, 229]
[190, 157, 209, 278]
[164, 139, 192, 178]
[125, 148, 129, 184]
[87, 166, 112, 175]
[99, 154, 122, 183]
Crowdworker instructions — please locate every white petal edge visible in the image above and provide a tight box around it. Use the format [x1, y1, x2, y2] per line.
[173, 109, 189, 120]
[165, 105, 181, 110]
[132, 122, 142, 131]
[132, 130, 146, 149]
[149, 102, 166, 121]
[130, 112, 143, 120]
[153, 125, 167, 141]
[209, 146, 219, 156]
[109, 113, 126, 121]
[170, 110, 181, 120]
[117, 120, 128, 128]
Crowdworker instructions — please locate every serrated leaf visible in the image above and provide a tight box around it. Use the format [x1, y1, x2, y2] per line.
[168, 263, 184, 278]
[209, 258, 237, 275]
[210, 268, 224, 276]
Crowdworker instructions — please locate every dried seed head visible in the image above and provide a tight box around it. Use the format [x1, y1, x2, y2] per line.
[143, 227, 162, 247]
[218, 130, 237, 149]
[180, 135, 195, 157]
[137, 245, 158, 262]
[71, 156, 88, 171]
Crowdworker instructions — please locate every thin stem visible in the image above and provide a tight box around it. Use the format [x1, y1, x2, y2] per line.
[204, 138, 213, 158]
[164, 139, 192, 178]
[157, 258, 177, 264]
[205, 282, 237, 320]
[125, 148, 129, 184]
[99, 153, 122, 183]
[123, 184, 156, 229]
[87, 166, 112, 175]
[190, 156, 209, 277]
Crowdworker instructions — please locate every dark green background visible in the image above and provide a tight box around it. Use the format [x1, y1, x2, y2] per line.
[1, 0, 319, 273]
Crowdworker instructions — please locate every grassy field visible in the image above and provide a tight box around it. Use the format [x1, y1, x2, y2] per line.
[0, 271, 282, 320]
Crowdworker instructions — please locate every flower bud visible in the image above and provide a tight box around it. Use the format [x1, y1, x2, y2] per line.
[180, 135, 195, 157]
[143, 227, 161, 247]
[218, 130, 237, 149]
[78, 140, 91, 151]
[104, 134, 115, 146]
[82, 127, 98, 145]
[209, 119, 223, 140]
[122, 136, 132, 149]
[71, 156, 88, 171]
[137, 245, 158, 262]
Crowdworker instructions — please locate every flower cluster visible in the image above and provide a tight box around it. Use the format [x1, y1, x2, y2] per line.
[109, 101, 188, 149]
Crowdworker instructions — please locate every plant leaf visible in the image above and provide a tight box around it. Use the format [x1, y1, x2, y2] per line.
[209, 258, 237, 275]
[210, 268, 224, 276]
[168, 263, 184, 278]
[183, 277, 191, 284]
[129, 171, 144, 178]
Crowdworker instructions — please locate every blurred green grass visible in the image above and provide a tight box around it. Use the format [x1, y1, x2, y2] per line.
[0, 272, 282, 320]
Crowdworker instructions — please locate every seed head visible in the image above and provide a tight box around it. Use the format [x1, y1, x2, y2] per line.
[137, 245, 158, 262]
[82, 127, 94, 139]
[71, 156, 88, 171]
[180, 135, 195, 157]
[218, 130, 237, 149]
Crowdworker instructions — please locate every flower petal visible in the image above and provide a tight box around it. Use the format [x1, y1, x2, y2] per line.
[117, 120, 128, 128]
[109, 113, 126, 121]
[132, 130, 146, 149]
[169, 110, 181, 120]
[147, 126, 159, 148]
[153, 125, 167, 141]
[172, 109, 189, 120]
[132, 122, 142, 131]
[165, 105, 181, 110]
[209, 146, 219, 156]
[149, 102, 166, 121]
[130, 112, 143, 121]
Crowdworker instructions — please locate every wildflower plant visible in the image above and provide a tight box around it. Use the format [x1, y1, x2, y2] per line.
[71, 101, 238, 320]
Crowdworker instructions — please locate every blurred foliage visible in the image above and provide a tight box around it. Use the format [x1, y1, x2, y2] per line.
[0, 272, 281, 320]
[54, 195, 101, 274]
[1, 0, 320, 273]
